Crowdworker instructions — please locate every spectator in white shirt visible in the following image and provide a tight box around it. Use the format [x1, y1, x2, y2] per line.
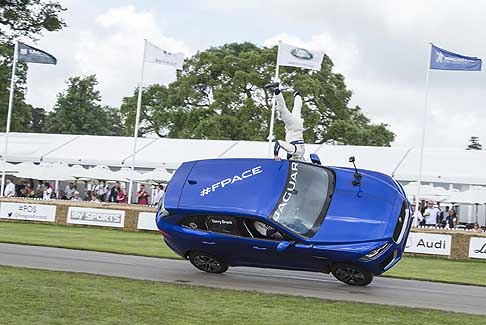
[412, 204, 424, 226]
[43, 182, 53, 200]
[154, 184, 165, 205]
[4, 179, 16, 197]
[423, 201, 440, 226]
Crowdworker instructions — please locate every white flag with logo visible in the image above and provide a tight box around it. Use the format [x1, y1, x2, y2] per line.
[277, 42, 325, 71]
[144, 40, 184, 70]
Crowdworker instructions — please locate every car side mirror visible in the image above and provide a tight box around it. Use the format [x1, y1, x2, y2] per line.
[310, 154, 321, 165]
[277, 241, 294, 252]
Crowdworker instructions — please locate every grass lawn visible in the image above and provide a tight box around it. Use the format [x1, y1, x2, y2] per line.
[0, 266, 484, 324]
[383, 255, 486, 286]
[1, 221, 485, 286]
[0, 221, 179, 259]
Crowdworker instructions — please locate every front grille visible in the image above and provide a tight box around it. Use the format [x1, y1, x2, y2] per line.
[392, 201, 407, 242]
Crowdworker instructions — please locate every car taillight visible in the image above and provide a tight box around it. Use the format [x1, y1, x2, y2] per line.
[159, 229, 172, 239]
[156, 191, 169, 219]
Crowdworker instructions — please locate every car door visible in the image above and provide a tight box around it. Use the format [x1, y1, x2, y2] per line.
[237, 218, 326, 271]
[179, 214, 267, 266]
[179, 215, 328, 271]
[283, 242, 331, 272]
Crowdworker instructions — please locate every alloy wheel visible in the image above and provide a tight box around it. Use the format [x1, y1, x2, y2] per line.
[335, 267, 367, 285]
[192, 255, 222, 273]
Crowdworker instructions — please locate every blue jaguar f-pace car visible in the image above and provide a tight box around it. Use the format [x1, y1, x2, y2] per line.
[156, 157, 411, 286]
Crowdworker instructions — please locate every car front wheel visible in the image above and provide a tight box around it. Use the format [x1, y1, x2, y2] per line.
[189, 252, 229, 274]
[331, 263, 374, 286]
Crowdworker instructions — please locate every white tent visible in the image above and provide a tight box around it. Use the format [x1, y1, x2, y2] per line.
[443, 187, 486, 224]
[71, 165, 124, 181]
[134, 168, 172, 183]
[394, 148, 486, 184]
[112, 167, 144, 181]
[2, 132, 486, 186]
[445, 186, 486, 204]
[15, 162, 74, 181]
[403, 182, 452, 202]
[69, 165, 89, 180]
[0, 161, 21, 175]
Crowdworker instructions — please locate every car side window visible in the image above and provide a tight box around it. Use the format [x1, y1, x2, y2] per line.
[180, 215, 286, 241]
[205, 215, 240, 236]
[244, 219, 286, 241]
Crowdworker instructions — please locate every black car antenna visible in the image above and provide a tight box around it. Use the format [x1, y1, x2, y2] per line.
[349, 156, 362, 186]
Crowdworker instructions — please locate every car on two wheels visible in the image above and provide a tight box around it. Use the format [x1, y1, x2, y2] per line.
[156, 158, 411, 286]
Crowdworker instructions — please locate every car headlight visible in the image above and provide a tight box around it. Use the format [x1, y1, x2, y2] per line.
[156, 191, 169, 218]
[365, 243, 390, 259]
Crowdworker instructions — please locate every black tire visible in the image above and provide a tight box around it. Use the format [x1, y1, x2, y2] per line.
[331, 263, 374, 286]
[189, 252, 229, 274]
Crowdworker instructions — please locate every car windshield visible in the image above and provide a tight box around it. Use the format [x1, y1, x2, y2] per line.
[270, 161, 334, 238]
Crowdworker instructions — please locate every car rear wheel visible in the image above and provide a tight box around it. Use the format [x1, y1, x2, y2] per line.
[331, 263, 373, 286]
[189, 252, 228, 274]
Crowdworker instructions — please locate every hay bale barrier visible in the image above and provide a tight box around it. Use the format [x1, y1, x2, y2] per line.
[1, 197, 485, 261]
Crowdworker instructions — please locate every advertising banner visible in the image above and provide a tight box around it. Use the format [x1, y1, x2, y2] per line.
[137, 212, 158, 231]
[67, 207, 125, 228]
[468, 237, 486, 259]
[0, 202, 56, 222]
[405, 232, 451, 256]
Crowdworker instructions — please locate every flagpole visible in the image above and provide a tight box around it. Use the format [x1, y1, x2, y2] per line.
[1, 41, 18, 197]
[414, 43, 433, 226]
[268, 40, 281, 156]
[128, 39, 147, 204]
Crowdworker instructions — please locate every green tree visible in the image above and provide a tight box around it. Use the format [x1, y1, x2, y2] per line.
[121, 42, 394, 146]
[45, 75, 124, 136]
[1, 0, 66, 41]
[0, 43, 33, 131]
[29, 106, 45, 132]
[0, 0, 66, 132]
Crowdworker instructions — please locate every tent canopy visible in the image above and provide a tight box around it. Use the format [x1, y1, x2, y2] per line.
[134, 168, 172, 183]
[445, 186, 486, 205]
[15, 162, 74, 181]
[1, 132, 486, 186]
[403, 182, 452, 202]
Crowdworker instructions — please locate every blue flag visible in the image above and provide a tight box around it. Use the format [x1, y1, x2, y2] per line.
[430, 45, 481, 71]
[17, 42, 57, 65]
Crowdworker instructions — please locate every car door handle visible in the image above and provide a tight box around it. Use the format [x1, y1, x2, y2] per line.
[202, 241, 216, 245]
[253, 246, 267, 251]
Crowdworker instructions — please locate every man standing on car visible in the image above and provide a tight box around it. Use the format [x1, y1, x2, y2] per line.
[265, 82, 305, 161]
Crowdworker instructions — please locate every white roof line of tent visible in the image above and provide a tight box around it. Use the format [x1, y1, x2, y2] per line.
[217, 141, 240, 157]
[312, 142, 326, 154]
[391, 147, 413, 178]
[120, 137, 160, 165]
[40, 135, 81, 162]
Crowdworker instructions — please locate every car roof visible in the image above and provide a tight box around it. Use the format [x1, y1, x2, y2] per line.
[165, 158, 290, 218]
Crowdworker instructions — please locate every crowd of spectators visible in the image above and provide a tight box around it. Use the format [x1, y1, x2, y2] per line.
[1, 178, 165, 206]
[413, 199, 484, 232]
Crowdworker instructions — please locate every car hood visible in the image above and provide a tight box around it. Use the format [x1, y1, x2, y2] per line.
[164, 159, 288, 217]
[311, 167, 403, 244]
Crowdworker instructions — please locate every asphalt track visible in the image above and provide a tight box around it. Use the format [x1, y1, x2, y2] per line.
[1, 243, 485, 315]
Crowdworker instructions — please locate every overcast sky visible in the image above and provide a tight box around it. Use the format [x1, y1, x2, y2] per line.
[23, 0, 486, 149]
